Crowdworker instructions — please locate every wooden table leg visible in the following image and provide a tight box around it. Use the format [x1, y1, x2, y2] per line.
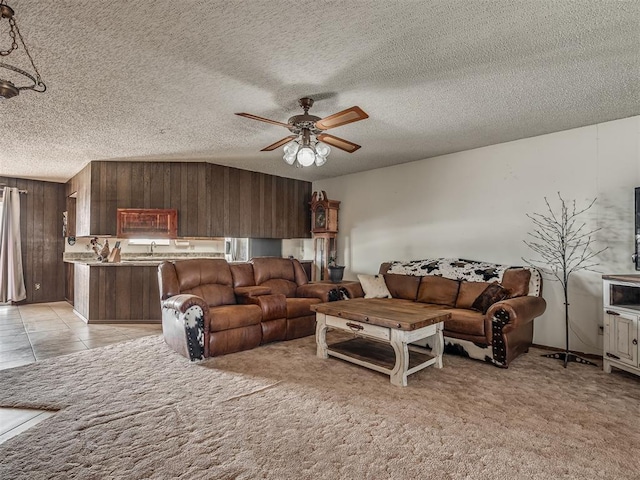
[315, 313, 328, 359]
[390, 329, 409, 387]
[432, 322, 444, 369]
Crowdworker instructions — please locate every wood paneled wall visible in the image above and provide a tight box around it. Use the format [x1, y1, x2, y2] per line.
[67, 161, 312, 238]
[0, 176, 66, 303]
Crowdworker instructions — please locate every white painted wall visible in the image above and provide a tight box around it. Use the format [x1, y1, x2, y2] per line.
[314, 116, 640, 354]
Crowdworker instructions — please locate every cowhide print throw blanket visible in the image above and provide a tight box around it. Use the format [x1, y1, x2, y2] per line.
[387, 258, 512, 283]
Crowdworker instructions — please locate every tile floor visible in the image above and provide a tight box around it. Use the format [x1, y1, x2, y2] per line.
[0, 301, 162, 371]
[0, 301, 162, 444]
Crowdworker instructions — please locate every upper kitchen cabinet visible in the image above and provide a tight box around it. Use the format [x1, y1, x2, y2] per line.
[66, 161, 312, 238]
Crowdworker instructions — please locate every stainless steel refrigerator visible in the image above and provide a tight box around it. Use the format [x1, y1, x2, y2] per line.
[224, 238, 282, 262]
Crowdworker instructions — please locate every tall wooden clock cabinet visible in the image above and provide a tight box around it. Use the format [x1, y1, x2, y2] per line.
[310, 191, 340, 281]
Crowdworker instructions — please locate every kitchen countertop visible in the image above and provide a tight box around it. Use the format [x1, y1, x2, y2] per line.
[65, 252, 225, 266]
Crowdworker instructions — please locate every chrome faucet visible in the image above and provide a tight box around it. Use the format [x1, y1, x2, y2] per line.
[150, 241, 157, 256]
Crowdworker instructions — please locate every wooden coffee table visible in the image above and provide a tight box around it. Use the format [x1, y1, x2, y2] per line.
[312, 298, 450, 387]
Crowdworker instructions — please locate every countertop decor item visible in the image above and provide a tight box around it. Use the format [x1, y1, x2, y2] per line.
[523, 192, 607, 368]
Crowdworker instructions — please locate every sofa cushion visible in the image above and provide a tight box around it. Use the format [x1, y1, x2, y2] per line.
[456, 281, 492, 309]
[183, 283, 236, 308]
[471, 283, 510, 314]
[383, 274, 420, 301]
[358, 274, 392, 298]
[175, 259, 233, 291]
[502, 268, 531, 298]
[253, 257, 296, 284]
[209, 324, 262, 356]
[230, 263, 256, 288]
[444, 308, 487, 337]
[260, 278, 298, 298]
[286, 297, 322, 319]
[417, 276, 460, 306]
[209, 304, 262, 332]
[174, 259, 236, 307]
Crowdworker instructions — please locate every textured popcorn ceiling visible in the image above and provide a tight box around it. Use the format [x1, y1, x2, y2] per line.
[0, 0, 638, 183]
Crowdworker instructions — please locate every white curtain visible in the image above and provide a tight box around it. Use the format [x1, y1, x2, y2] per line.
[0, 187, 26, 302]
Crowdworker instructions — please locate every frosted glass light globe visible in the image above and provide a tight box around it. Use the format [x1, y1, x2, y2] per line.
[315, 154, 327, 166]
[283, 141, 299, 156]
[315, 142, 331, 157]
[297, 147, 315, 167]
[283, 152, 296, 165]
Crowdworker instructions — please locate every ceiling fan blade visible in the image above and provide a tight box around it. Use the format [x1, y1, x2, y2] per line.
[235, 112, 291, 128]
[317, 134, 361, 153]
[260, 136, 297, 152]
[315, 106, 369, 130]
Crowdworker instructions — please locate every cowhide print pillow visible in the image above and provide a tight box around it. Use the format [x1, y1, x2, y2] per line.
[357, 274, 392, 299]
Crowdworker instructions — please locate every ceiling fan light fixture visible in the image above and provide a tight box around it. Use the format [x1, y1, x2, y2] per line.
[236, 97, 368, 168]
[297, 147, 316, 167]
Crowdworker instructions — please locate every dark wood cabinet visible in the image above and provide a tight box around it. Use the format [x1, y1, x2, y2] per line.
[65, 262, 74, 305]
[65, 195, 76, 238]
[74, 264, 161, 322]
[65, 164, 91, 237]
[67, 161, 311, 238]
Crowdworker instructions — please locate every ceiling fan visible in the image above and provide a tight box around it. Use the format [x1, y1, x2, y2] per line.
[235, 97, 368, 167]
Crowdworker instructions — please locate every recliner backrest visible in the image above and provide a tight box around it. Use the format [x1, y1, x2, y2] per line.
[252, 257, 305, 298]
[229, 262, 256, 287]
[171, 259, 236, 307]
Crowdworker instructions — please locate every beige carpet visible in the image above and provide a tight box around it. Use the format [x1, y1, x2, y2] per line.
[0, 334, 639, 480]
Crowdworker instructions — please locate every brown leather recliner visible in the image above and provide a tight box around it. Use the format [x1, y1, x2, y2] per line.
[159, 257, 347, 360]
[250, 257, 322, 340]
[159, 259, 264, 360]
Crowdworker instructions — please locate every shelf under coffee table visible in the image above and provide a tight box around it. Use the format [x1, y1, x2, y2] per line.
[312, 298, 451, 387]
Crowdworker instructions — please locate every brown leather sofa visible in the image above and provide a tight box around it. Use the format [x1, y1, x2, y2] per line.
[158, 257, 355, 360]
[376, 259, 546, 367]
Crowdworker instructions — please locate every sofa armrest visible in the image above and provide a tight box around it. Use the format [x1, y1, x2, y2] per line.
[235, 286, 272, 299]
[161, 294, 210, 360]
[486, 296, 547, 332]
[241, 293, 287, 321]
[297, 283, 337, 302]
[296, 282, 365, 302]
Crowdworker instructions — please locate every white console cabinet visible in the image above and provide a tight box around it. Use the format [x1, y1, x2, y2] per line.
[602, 275, 640, 377]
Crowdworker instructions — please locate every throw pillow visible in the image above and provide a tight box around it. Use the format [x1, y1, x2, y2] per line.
[357, 274, 392, 299]
[455, 281, 491, 309]
[471, 283, 510, 314]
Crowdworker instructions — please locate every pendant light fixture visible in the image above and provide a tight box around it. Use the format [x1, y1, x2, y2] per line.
[0, 0, 46, 100]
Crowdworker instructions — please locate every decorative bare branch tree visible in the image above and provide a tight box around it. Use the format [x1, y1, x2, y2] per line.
[523, 192, 607, 368]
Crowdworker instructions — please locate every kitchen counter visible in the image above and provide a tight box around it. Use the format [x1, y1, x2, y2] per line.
[64, 252, 225, 266]
[62, 252, 224, 265]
